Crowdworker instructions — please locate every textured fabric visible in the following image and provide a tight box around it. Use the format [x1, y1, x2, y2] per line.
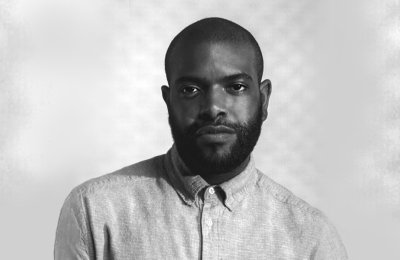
[54, 146, 347, 260]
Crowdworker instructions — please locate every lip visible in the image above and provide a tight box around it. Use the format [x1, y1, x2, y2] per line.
[195, 125, 235, 136]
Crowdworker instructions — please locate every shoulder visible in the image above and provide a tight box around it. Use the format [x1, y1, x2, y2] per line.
[255, 170, 336, 230]
[67, 154, 165, 200]
[255, 170, 347, 258]
[256, 171, 318, 212]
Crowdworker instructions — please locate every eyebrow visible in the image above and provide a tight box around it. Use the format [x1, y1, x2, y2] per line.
[174, 73, 254, 86]
[222, 73, 253, 82]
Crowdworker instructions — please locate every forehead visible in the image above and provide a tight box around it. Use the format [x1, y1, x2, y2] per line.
[169, 41, 258, 84]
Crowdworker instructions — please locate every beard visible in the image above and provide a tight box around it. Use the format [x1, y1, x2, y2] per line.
[168, 103, 263, 175]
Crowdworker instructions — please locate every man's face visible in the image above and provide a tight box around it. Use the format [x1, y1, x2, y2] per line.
[163, 41, 268, 174]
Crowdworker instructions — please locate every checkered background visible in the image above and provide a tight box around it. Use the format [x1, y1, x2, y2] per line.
[1, 0, 399, 259]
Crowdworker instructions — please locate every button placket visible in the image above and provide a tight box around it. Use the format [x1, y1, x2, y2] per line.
[204, 186, 218, 204]
[200, 186, 221, 260]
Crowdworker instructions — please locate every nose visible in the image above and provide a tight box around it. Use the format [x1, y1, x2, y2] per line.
[198, 86, 227, 122]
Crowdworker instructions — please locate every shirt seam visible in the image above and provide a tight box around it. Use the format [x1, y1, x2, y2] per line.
[257, 172, 322, 218]
[73, 156, 165, 197]
[217, 204, 229, 259]
[74, 188, 93, 259]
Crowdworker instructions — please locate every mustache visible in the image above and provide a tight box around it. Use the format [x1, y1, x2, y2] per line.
[185, 119, 243, 136]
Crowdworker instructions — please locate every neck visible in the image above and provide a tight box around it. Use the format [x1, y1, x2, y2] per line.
[196, 156, 251, 185]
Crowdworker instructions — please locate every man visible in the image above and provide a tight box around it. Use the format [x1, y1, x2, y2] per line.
[55, 18, 347, 259]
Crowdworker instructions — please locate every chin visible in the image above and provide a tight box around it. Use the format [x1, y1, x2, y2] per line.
[198, 147, 236, 167]
[197, 142, 234, 158]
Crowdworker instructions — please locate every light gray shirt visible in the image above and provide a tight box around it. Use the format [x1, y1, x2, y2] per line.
[55, 145, 347, 259]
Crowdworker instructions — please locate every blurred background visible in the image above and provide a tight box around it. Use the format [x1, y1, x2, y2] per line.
[1, 0, 399, 259]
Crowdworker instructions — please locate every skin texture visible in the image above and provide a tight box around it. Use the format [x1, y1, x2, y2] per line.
[162, 40, 271, 179]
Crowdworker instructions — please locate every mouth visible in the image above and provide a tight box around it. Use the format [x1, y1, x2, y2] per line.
[195, 125, 236, 136]
[195, 125, 236, 144]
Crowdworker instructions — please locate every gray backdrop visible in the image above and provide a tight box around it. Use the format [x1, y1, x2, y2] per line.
[1, 0, 399, 259]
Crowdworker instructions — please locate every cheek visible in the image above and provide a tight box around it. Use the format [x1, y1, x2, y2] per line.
[169, 99, 199, 128]
[228, 96, 260, 122]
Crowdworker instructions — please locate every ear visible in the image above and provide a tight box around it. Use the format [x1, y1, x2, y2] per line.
[161, 85, 170, 108]
[260, 79, 272, 121]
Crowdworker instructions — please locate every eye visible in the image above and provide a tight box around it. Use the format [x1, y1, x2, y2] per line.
[181, 85, 200, 97]
[228, 83, 247, 93]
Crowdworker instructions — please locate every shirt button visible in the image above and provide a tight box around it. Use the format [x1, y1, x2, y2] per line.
[206, 219, 213, 227]
[209, 187, 215, 195]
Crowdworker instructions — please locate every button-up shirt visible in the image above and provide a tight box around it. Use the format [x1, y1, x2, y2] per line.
[55, 146, 347, 259]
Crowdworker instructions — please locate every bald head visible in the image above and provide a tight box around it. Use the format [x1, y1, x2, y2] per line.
[165, 17, 264, 84]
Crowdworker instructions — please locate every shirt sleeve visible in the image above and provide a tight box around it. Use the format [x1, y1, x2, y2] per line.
[54, 189, 92, 260]
[312, 215, 348, 260]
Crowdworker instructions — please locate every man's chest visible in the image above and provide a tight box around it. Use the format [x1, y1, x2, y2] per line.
[86, 192, 313, 260]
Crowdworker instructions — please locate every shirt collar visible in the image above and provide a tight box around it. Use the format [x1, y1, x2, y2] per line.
[217, 157, 257, 210]
[163, 145, 208, 206]
[163, 144, 259, 210]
